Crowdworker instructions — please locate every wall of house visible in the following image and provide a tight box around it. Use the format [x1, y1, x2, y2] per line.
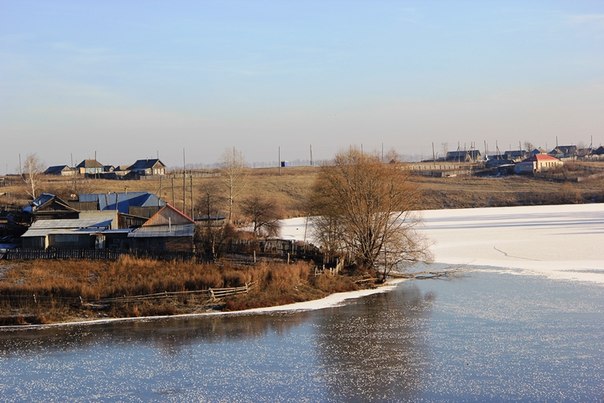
[49, 234, 94, 249]
[22, 237, 46, 249]
[131, 237, 193, 253]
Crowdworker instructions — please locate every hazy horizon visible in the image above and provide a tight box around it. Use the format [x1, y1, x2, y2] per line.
[2, 1, 603, 172]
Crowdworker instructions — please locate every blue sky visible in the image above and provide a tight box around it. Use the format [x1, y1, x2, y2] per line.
[1, 0, 603, 170]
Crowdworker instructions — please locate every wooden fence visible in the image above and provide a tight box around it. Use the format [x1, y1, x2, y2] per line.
[0, 282, 256, 312]
[1, 248, 199, 262]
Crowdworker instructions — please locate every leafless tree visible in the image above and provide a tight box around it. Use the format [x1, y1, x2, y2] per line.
[220, 147, 247, 224]
[241, 194, 282, 238]
[22, 153, 45, 199]
[308, 148, 430, 280]
[195, 181, 231, 260]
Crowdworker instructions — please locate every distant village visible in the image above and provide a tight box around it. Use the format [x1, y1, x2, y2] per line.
[1, 143, 604, 258]
[45, 158, 167, 179]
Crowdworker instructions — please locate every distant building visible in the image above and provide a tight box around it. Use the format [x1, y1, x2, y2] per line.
[127, 159, 166, 176]
[503, 150, 529, 162]
[76, 159, 105, 175]
[515, 154, 563, 174]
[445, 150, 482, 162]
[44, 165, 76, 176]
[549, 145, 577, 160]
[593, 146, 604, 160]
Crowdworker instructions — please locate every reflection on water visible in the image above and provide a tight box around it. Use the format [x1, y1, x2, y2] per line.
[313, 286, 433, 401]
[0, 271, 602, 402]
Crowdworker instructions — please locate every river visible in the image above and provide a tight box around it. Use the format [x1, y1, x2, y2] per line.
[0, 269, 602, 402]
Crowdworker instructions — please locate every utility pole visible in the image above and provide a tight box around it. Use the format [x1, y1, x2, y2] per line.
[310, 144, 313, 166]
[182, 148, 186, 213]
[190, 174, 194, 219]
[278, 146, 281, 175]
[171, 175, 175, 206]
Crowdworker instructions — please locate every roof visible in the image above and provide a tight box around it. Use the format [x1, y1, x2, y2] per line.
[128, 204, 194, 238]
[76, 159, 104, 169]
[77, 192, 165, 213]
[128, 159, 166, 171]
[44, 165, 73, 175]
[21, 211, 118, 237]
[142, 204, 194, 227]
[532, 154, 561, 162]
[23, 193, 77, 214]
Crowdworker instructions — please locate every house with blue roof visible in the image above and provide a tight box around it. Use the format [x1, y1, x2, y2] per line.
[72, 192, 166, 218]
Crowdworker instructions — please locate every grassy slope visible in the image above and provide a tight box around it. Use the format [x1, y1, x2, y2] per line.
[3, 163, 603, 213]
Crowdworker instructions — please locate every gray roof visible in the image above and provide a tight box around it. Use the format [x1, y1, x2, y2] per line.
[21, 211, 118, 237]
[78, 192, 165, 213]
[128, 159, 166, 171]
[45, 165, 73, 175]
[76, 159, 104, 169]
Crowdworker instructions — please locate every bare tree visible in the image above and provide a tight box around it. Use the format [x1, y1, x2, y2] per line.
[195, 181, 231, 260]
[308, 148, 430, 280]
[22, 153, 45, 199]
[241, 195, 282, 238]
[220, 147, 247, 224]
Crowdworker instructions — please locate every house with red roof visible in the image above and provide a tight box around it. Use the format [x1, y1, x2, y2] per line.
[515, 154, 564, 174]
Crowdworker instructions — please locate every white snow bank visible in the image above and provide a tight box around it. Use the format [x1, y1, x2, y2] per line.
[281, 204, 604, 285]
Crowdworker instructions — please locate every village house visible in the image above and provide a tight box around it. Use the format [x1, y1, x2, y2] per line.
[549, 145, 577, 160]
[127, 159, 166, 176]
[445, 150, 482, 163]
[514, 154, 564, 174]
[21, 210, 119, 249]
[76, 159, 105, 175]
[24, 193, 79, 220]
[128, 204, 195, 253]
[44, 165, 76, 176]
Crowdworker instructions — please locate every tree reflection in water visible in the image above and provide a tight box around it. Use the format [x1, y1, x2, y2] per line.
[0, 312, 311, 358]
[313, 284, 435, 401]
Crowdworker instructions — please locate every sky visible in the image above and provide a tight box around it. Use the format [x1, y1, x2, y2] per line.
[1, 0, 603, 171]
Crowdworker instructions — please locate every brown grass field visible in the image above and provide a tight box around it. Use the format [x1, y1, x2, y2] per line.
[0, 257, 360, 325]
[3, 161, 604, 214]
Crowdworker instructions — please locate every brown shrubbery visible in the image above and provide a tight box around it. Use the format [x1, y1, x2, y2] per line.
[0, 258, 363, 324]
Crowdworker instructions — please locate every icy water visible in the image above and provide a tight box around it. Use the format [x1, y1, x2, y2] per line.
[0, 270, 602, 402]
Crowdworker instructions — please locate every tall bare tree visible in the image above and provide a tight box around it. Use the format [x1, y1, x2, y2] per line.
[241, 195, 282, 238]
[220, 147, 247, 224]
[22, 153, 45, 199]
[308, 148, 430, 279]
[195, 181, 231, 260]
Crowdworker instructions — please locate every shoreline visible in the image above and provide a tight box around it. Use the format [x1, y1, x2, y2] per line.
[0, 279, 406, 331]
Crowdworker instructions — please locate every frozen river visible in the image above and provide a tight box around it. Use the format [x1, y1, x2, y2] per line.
[2, 204, 603, 401]
[0, 269, 602, 402]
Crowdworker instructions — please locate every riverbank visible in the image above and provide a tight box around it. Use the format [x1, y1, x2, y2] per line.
[0, 257, 382, 327]
[0, 278, 406, 331]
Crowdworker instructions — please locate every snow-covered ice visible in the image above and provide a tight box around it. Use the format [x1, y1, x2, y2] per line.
[281, 204, 604, 285]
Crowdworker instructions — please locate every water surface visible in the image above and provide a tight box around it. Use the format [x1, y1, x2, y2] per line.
[0, 270, 602, 402]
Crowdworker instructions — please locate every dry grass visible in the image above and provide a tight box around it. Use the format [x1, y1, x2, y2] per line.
[3, 163, 604, 215]
[0, 258, 364, 324]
